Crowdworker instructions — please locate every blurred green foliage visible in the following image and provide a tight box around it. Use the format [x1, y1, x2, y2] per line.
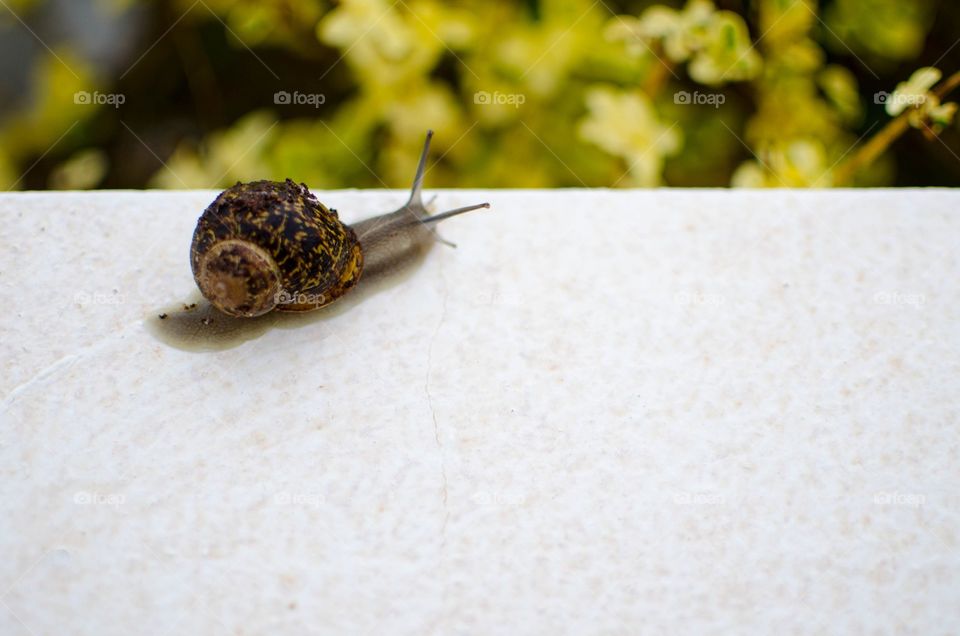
[0, 0, 957, 190]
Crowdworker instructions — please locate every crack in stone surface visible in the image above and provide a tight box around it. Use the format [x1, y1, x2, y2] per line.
[2, 322, 139, 409]
[424, 255, 451, 627]
[425, 271, 450, 527]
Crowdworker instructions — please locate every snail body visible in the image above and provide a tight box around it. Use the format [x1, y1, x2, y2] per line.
[190, 131, 488, 317]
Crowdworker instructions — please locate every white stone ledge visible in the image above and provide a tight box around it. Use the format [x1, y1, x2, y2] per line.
[1, 189, 958, 634]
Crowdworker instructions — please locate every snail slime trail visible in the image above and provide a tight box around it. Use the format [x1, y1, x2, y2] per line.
[146, 248, 432, 352]
[147, 130, 489, 352]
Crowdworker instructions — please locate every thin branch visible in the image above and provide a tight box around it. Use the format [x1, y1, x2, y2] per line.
[642, 45, 676, 97]
[833, 70, 960, 186]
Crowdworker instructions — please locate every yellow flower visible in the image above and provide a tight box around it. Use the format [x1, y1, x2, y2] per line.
[578, 86, 681, 186]
[687, 11, 762, 85]
[925, 100, 958, 128]
[608, 0, 760, 85]
[887, 66, 940, 117]
[884, 66, 957, 133]
[818, 65, 862, 124]
[318, 0, 475, 91]
[49, 149, 108, 190]
[731, 138, 830, 187]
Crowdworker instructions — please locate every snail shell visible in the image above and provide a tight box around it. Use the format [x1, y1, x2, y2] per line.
[191, 179, 363, 317]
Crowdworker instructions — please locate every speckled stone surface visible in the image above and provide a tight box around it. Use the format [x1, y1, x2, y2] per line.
[1, 189, 958, 635]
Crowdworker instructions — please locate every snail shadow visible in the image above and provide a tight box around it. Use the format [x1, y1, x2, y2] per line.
[145, 248, 429, 352]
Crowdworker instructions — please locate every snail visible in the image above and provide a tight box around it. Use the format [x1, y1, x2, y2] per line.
[190, 131, 489, 317]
